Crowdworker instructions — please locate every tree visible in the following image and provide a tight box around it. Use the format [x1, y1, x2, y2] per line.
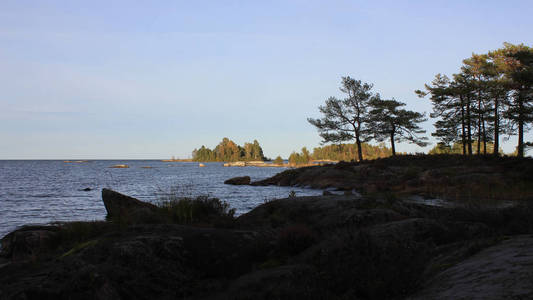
[368, 97, 428, 155]
[416, 73, 476, 155]
[419, 43, 533, 158]
[192, 138, 266, 162]
[493, 43, 533, 157]
[273, 156, 284, 165]
[288, 148, 311, 166]
[308, 77, 376, 161]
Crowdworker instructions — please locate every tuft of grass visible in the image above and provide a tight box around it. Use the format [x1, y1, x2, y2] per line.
[60, 240, 98, 258]
[157, 195, 236, 227]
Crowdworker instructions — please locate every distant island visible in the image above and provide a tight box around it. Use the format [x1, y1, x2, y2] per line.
[191, 137, 393, 166]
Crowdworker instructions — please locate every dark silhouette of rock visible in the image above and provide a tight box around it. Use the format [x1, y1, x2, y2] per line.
[101, 188, 157, 219]
[224, 176, 251, 185]
[82, 187, 92, 191]
[2, 185, 533, 299]
[0, 225, 59, 262]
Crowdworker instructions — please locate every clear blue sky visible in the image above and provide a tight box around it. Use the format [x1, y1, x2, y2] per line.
[1, 0, 532, 159]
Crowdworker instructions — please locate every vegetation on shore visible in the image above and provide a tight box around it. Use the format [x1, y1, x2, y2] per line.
[192, 137, 266, 162]
[253, 154, 533, 203]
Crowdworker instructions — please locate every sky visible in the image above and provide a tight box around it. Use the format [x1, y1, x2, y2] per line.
[1, 0, 532, 159]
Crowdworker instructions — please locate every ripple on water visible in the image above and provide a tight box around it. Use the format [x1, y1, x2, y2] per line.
[0, 160, 323, 237]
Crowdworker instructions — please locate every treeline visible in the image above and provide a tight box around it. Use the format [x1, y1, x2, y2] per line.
[428, 142, 499, 155]
[417, 42, 533, 157]
[288, 143, 392, 165]
[192, 138, 266, 162]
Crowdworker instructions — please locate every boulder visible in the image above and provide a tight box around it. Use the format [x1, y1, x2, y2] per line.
[101, 189, 157, 219]
[0, 225, 59, 262]
[224, 176, 251, 185]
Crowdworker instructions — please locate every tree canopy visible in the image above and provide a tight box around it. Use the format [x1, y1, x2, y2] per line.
[308, 77, 377, 161]
[192, 138, 266, 162]
[417, 42, 533, 157]
[368, 97, 428, 155]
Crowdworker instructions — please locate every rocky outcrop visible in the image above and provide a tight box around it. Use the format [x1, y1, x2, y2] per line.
[2, 188, 533, 299]
[101, 188, 157, 220]
[410, 235, 533, 299]
[0, 225, 59, 262]
[224, 176, 251, 185]
[251, 155, 533, 202]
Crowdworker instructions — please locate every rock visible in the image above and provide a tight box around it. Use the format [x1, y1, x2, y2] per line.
[223, 161, 246, 167]
[109, 164, 129, 168]
[223, 264, 325, 299]
[224, 176, 251, 185]
[82, 187, 92, 191]
[409, 235, 533, 299]
[101, 189, 157, 220]
[0, 225, 59, 262]
[199, 163, 205, 167]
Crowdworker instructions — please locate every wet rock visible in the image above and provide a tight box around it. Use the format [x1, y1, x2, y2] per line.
[224, 176, 251, 185]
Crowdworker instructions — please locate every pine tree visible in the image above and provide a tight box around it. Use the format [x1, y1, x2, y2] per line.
[308, 77, 376, 161]
[368, 97, 428, 155]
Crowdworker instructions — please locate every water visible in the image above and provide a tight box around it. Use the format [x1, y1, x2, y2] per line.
[0, 160, 322, 237]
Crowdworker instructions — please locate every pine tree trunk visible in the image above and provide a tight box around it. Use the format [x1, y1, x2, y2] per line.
[356, 137, 363, 161]
[466, 96, 473, 155]
[477, 97, 482, 155]
[460, 95, 466, 155]
[482, 115, 487, 155]
[390, 132, 396, 156]
[494, 96, 499, 156]
[518, 95, 524, 158]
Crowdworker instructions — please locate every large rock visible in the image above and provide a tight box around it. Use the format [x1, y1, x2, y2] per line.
[101, 188, 158, 220]
[224, 176, 251, 185]
[409, 235, 533, 299]
[0, 225, 59, 262]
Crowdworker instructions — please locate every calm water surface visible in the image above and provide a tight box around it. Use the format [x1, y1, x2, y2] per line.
[0, 160, 322, 237]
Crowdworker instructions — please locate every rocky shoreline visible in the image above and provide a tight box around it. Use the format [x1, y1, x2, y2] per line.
[2, 155, 533, 299]
[248, 154, 533, 203]
[2, 186, 533, 298]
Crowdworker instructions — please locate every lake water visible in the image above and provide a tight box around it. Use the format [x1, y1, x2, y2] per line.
[0, 160, 322, 238]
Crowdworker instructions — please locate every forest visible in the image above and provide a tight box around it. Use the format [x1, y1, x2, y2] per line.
[192, 138, 266, 162]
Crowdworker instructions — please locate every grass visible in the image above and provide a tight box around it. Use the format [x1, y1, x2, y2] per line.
[156, 195, 236, 227]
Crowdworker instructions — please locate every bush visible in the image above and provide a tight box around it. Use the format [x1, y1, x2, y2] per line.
[273, 156, 284, 165]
